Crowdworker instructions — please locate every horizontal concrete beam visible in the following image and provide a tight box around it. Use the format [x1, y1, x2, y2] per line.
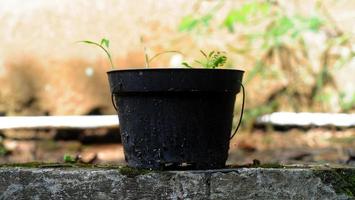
[0, 115, 119, 129]
[0, 166, 354, 199]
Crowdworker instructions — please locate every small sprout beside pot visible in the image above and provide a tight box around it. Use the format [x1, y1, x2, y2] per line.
[63, 154, 76, 163]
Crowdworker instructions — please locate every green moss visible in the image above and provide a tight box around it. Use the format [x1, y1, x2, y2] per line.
[118, 166, 152, 177]
[0, 162, 121, 169]
[0, 162, 51, 168]
[0, 162, 153, 177]
[314, 168, 355, 197]
[257, 163, 285, 168]
[229, 159, 286, 169]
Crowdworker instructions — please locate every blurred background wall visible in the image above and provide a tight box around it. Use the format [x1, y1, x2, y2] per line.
[0, 0, 354, 118]
[0, 0, 187, 116]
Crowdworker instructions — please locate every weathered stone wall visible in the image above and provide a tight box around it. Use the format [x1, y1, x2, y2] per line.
[0, 167, 354, 199]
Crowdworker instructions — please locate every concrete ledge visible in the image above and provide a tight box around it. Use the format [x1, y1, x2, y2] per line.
[0, 167, 354, 200]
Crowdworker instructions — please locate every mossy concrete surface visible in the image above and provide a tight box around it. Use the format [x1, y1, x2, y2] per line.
[0, 166, 354, 200]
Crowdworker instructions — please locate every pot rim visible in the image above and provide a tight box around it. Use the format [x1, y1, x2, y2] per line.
[107, 68, 244, 74]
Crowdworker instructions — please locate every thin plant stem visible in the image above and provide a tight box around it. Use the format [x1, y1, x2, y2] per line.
[148, 51, 184, 64]
[78, 41, 114, 69]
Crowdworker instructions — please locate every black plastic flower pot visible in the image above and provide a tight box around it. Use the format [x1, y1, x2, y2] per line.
[107, 68, 244, 170]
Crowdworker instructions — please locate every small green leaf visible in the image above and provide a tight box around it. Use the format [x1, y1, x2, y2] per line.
[182, 62, 192, 68]
[200, 50, 208, 58]
[193, 50, 228, 69]
[208, 51, 215, 58]
[101, 38, 110, 48]
[211, 55, 227, 68]
[79, 40, 98, 45]
[194, 60, 204, 66]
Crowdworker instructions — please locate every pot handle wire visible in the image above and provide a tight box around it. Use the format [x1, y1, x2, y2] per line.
[111, 92, 118, 112]
[111, 83, 122, 112]
[230, 82, 245, 140]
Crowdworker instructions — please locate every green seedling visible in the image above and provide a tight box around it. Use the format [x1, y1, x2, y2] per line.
[78, 38, 114, 69]
[182, 50, 227, 69]
[79, 38, 226, 69]
[80, 38, 183, 69]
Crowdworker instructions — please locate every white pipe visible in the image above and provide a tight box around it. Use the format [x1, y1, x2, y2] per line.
[256, 112, 355, 127]
[1, 112, 353, 130]
[0, 115, 119, 129]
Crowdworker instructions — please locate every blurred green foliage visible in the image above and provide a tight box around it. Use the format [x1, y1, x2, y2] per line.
[0, 144, 8, 157]
[339, 93, 355, 112]
[179, 0, 355, 126]
[179, 1, 223, 32]
[223, 2, 270, 32]
[179, 14, 213, 32]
